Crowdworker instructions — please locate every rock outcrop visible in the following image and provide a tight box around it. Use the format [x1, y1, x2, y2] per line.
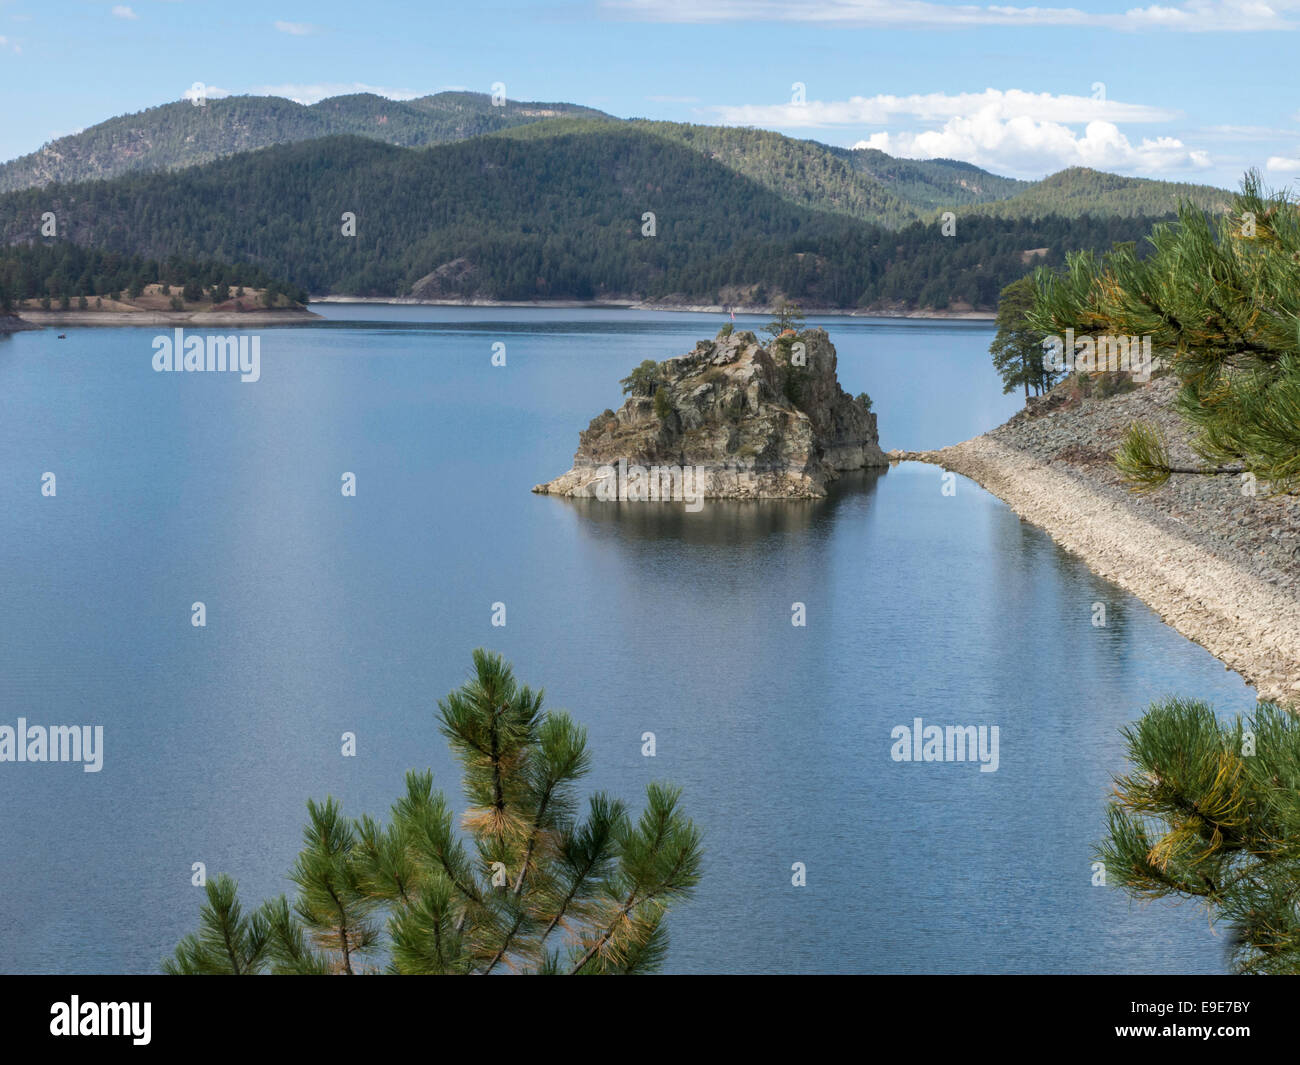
[0, 313, 37, 334]
[533, 328, 886, 501]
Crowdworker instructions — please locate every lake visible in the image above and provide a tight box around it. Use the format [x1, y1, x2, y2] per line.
[0, 306, 1252, 974]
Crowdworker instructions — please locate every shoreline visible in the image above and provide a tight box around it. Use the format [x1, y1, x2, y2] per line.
[15, 308, 321, 327]
[893, 435, 1300, 706]
[0, 314, 39, 334]
[17, 299, 997, 323]
[311, 295, 996, 320]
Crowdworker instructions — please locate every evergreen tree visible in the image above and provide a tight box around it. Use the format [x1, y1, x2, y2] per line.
[990, 275, 1053, 399]
[1098, 697, 1300, 974]
[620, 359, 660, 397]
[165, 650, 701, 975]
[1029, 169, 1300, 493]
[165, 874, 273, 976]
[764, 301, 805, 340]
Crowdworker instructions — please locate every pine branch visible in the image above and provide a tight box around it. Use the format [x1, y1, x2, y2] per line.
[568, 888, 640, 975]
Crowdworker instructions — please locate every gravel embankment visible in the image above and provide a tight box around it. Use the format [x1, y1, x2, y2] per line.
[893, 376, 1300, 705]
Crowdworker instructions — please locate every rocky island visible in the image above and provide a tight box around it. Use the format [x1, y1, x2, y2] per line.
[533, 327, 886, 502]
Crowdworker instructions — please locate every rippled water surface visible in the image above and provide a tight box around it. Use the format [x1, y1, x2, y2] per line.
[0, 307, 1252, 973]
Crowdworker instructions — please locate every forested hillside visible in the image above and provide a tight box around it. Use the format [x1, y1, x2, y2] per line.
[843, 149, 1028, 212]
[967, 167, 1229, 220]
[0, 242, 304, 310]
[0, 92, 611, 193]
[2, 92, 1228, 234]
[527, 120, 923, 228]
[0, 128, 1172, 311]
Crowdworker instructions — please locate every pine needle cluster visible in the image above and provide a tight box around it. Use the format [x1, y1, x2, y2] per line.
[165, 650, 702, 975]
[1029, 169, 1300, 493]
[1098, 697, 1300, 974]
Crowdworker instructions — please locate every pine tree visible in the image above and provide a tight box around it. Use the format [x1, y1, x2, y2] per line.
[1030, 169, 1300, 493]
[165, 650, 702, 975]
[1098, 697, 1300, 974]
[989, 275, 1053, 399]
[619, 359, 660, 397]
[763, 301, 804, 341]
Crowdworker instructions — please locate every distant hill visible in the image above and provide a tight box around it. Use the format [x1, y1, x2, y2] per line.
[0, 93, 1230, 233]
[593, 121, 922, 229]
[966, 167, 1229, 220]
[0, 92, 612, 193]
[503, 120, 1027, 228]
[842, 149, 1029, 211]
[491, 119, 1223, 231]
[0, 128, 1176, 312]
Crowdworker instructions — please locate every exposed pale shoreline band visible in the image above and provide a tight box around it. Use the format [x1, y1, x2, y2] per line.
[895, 437, 1300, 706]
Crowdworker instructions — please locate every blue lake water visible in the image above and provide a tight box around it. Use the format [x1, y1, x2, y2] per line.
[0, 306, 1253, 974]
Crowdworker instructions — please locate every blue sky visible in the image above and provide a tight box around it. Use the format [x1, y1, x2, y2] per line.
[3, 0, 1298, 188]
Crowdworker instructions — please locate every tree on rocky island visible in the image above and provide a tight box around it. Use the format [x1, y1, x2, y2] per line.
[653, 387, 674, 421]
[763, 301, 805, 342]
[619, 358, 661, 397]
[164, 650, 702, 975]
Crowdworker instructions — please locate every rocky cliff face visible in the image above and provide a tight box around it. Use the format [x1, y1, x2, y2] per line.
[533, 328, 886, 501]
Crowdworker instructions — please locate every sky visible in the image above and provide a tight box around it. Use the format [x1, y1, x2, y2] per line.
[3, 0, 1299, 188]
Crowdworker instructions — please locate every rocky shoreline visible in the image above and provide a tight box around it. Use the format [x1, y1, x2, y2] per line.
[894, 375, 1300, 705]
[15, 308, 321, 326]
[0, 313, 39, 334]
[314, 295, 994, 320]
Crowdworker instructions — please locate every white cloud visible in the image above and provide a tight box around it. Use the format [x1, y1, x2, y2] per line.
[604, 0, 1300, 32]
[251, 82, 424, 105]
[111, 5, 138, 19]
[1200, 124, 1298, 142]
[1266, 155, 1300, 172]
[273, 20, 319, 36]
[708, 88, 1211, 176]
[714, 89, 1178, 129]
[182, 84, 233, 103]
[857, 114, 1211, 176]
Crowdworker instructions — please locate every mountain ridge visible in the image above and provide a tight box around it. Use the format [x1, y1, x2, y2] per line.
[1, 93, 1229, 231]
[0, 128, 1185, 312]
[0, 91, 612, 194]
